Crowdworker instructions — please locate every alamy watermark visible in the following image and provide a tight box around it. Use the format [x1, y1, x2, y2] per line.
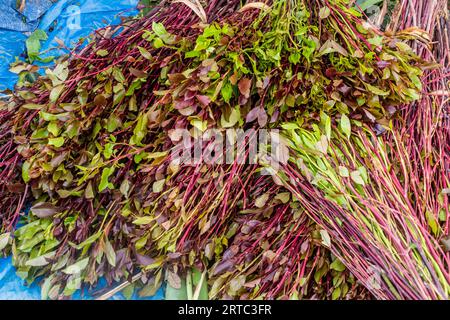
[168, 128, 289, 175]
[66, 5, 81, 31]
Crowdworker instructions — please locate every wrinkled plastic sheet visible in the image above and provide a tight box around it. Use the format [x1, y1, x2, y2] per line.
[0, 0, 164, 300]
[0, 0, 140, 92]
[0, 0, 53, 33]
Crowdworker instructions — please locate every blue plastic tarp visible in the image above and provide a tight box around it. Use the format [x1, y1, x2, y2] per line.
[0, 0, 140, 91]
[0, 0, 53, 33]
[0, 0, 164, 300]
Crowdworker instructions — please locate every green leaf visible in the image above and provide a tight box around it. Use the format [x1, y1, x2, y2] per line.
[285, 94, 296, 107]
[315, 135, 328, 154]
[48, 137, 65, 148]
[191, 119, 208, 132]
[138, 46, 153, 60]
[358, 166, 368, 184]
[350, 170, 365, 185]
[133, 216, 153, 225]
[106, 115, 122, 132]
[152, 22, 167, 38]
[330, 259, 346, 272]
[302, 38, 317, 61]
[85, 182, 95, 199]
[130, 112, 148, 146]
[31, 202, 59, 218]
[274, 192, 290, 204]
[332, 287, 341, 300]
[47, 122, 60, 136]
[319, 7, 330, 19]
[31, 128, 48, 139]
[289, 52, 301, 65]
[152, 22, 176, 45]
[281, 123, 300, 131]
[220, 107, 240, 128]
[103, 143, 114, 159]
[320, 112, 331, 139]
[318, 39, 347, 57]
[338, 166, 349, 177]
[64, 257, 90, 275]
[340, 114, 351, 139]
[134, 151, 148, 164]
[71, 232, 101, 250]
[221, 82, 233, 104]
[22, 161, 31, 183]
[426, 211, 439, 236]
[40, 111, 69, 122]
[126, 79, 144, 96]
[104, 238, 117, 267]
[22, 103, 44, 110]
[255, 193, 269, 208]
[0, 233, 10, 251]
[146, 151, 169, 159]
[96, 49, 109, 57]
[26, 29, 48, 62]
[365, 83, 389, 96]
[404, 88, 420, 101]
[153, 38, 164, 49]
[368, 36, 383, 47]
[320, 230, 331, 247]
[209, 277, 226, 299]
[356, 0, 383, 11]
[409, 74, 422, 91]
[120, 179, 131, 198]
[99, 167, 115, 192]
[113, 68, 126, 84]
[153, 179, 165, 193]
[25, 251, 56, 267]
[50, 84, 65, 102]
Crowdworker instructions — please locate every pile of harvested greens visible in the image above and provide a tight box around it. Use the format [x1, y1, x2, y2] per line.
[0, 0, 449, 300]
